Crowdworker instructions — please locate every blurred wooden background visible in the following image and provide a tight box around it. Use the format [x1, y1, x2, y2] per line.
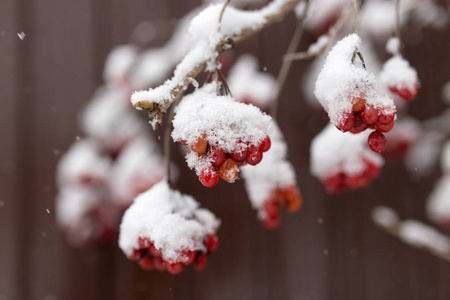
[1, 0, 450, 299]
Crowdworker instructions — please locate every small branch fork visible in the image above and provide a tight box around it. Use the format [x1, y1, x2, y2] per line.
[270, 0, 310, 120]
[134, 0, 304, 128]
[282, 4, 351, 62]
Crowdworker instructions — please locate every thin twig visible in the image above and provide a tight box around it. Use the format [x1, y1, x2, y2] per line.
[218, 68, 233, 96]
[218, 0, 231, 33]
[271, 0, 310, 120]
[164, 93, 183, 188]
[133, 0, 304, 128]
[283, 5, 351, 62]
[352, 0, 359, 35]
[395, 0, 401, 41]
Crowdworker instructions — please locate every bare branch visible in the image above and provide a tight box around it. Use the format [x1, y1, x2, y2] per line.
[372, 206, 450, 262]
[283, 5, 351, 62]
[133, 0, 303, 128]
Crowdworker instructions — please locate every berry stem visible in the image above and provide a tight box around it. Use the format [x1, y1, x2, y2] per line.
[395, 0, 401, 42]
[352, 0, 360, 35]
[164, 93, 183, 188]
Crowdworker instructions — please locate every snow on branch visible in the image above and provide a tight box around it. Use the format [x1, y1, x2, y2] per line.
[131, 0, 303, 129]
[372, 206, 450, 262]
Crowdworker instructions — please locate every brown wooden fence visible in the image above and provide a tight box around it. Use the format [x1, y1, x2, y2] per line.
[1, 0, 450, 299]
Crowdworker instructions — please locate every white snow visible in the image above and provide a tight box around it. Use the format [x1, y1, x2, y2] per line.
[385, 37, 400, 56]
[406, 130, 445, 176]
[119, 181, 220, 261]
[111, 137, 166, 207]
[103, 45, 138, 85]
[296, 0, 349, 33]
[399, 220, 450, 253]
[310, 124, 384, 179]
[314, 34, 395, 127]
[241, 122, 298, 216]
[371, 206, 399, 227]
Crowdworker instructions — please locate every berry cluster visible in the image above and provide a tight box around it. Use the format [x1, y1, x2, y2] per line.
[128, 234, 219, 274]
[179, 134, 272, 187]
[336, 92, 395, 153]
[261, 185, 302, 229]
[322, 158, 380, 194]
[389, 82, 419, 102]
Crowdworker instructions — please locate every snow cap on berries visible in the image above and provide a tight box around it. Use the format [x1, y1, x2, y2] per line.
[314, 34, 395, 127]
[310, 124, 384, 179]
[119, 181, 220, 262]
[227, 54, 277, 109]
[103, 45, 138, 85]
[379, 55, 419, 98]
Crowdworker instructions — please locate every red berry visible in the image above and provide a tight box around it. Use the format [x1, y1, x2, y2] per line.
[138, 236, 151, 249]
[129, 249, 144, 261]
[204, 234, 219, 252]
[230, 141, 248, 162]
[153, 257, 166, 271]
[263, 213, 280, 230]
[180, 250, 196, 265]
[219, 158, 239, 182]
[259, 136, 271, 152]
[149, 243, 162, 257]
[263, 201, 279, 216]
[283, 185, 303, 212]
[389, 83, 418, 101]
[138, 256, 153, 270]
[368, 131, 387, 153]
[376, 120, 394, 133]
[351, 114, 369, 133]
[378, 111, 395, 125]
[336, 112, 356, 132]
[207, 145, 227, 168]
[191, 133, 208, 154]
[167, 262, 184, 274]
[345, 174, 369, 189]
[322, 173, 346, 194]
[363, 159, 380, 178]
[247, 145, 263, 165]
[199, 167, 219, 187]
[361, 105, 378, 125]
[195, 253, 208, 271]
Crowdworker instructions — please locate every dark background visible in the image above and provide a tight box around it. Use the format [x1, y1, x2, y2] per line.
[1, 0, 450, 299]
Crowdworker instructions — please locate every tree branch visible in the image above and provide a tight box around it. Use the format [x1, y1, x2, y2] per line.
[133, 0, 303, 129]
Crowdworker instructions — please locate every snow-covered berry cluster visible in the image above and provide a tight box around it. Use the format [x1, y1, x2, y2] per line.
[172, 83, 273, 187]
[56, 46, 166, 246]
[380, 38, 419, 102]
[241, 123, 302, 229]
[119, 181, 220, 273]
[315, 34, 396, 153]
[311, 124, 384, 194]
[227, 54, 277, 111]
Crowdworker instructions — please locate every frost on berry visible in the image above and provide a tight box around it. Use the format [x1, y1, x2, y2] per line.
[111, 137, 166, 208]
[241, 123, 302, 229]
[227, 54, 277, 110]
[119, 181, 220, 273]
[311, 124, 384, 194]
[172, 83, 272, 186]
[379, 51, 419, 102]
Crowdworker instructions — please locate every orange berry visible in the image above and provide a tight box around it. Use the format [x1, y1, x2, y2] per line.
[219, 158, 239, 182]
[283, 185, 303, 212]
[191, 133, 208, 154]
[352, 93, 365, 113]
